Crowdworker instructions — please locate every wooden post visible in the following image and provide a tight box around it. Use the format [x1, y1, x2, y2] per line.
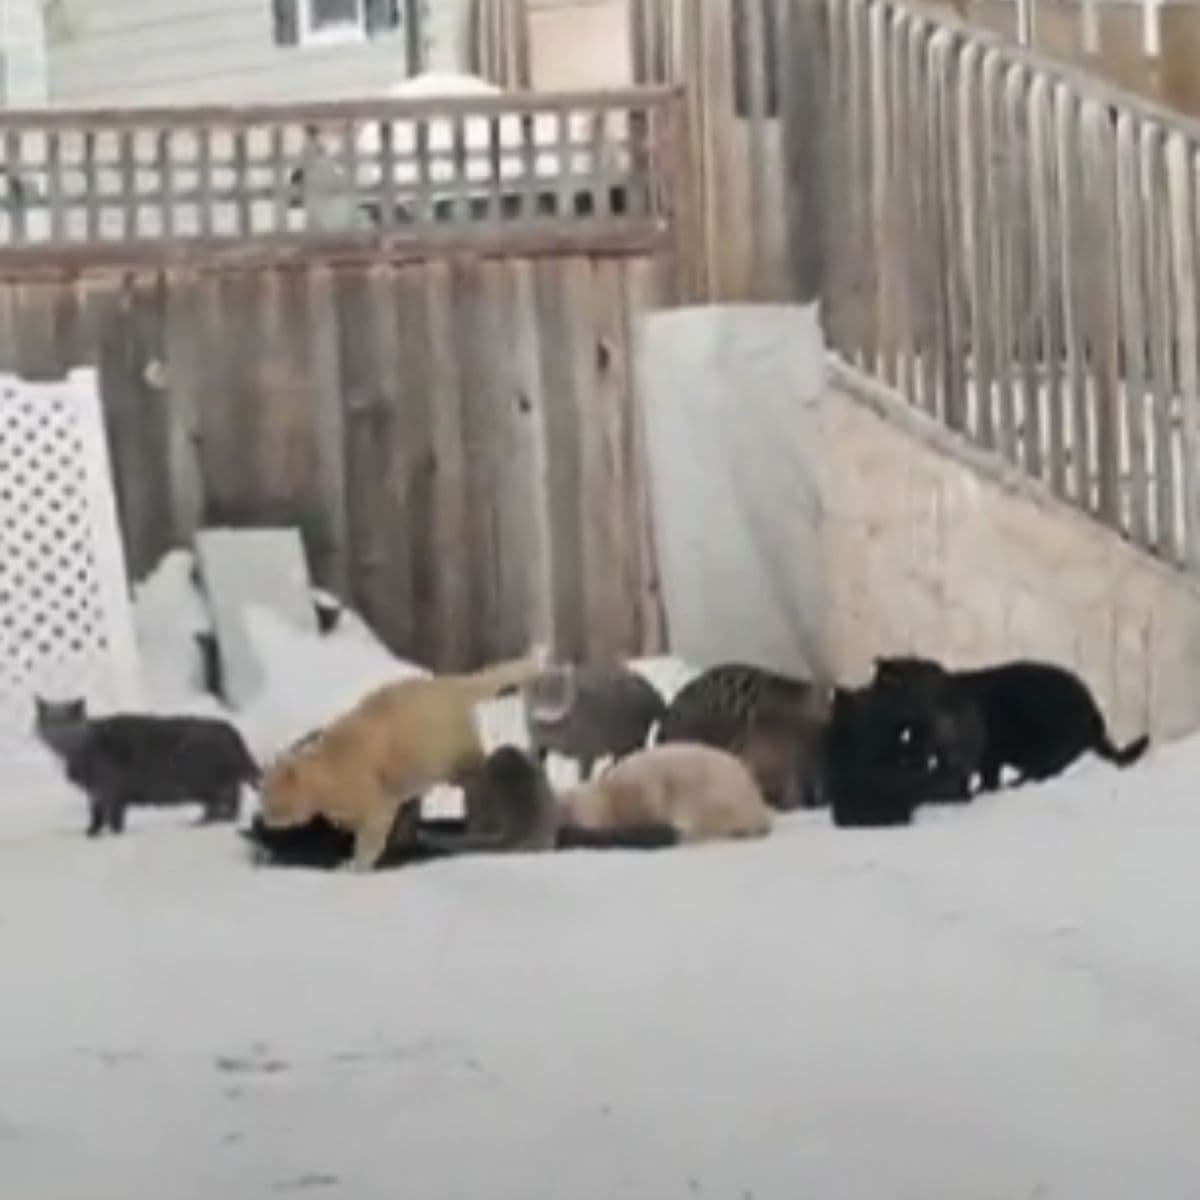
[781, 0, 827, 306]
[469, 0, 531, 90]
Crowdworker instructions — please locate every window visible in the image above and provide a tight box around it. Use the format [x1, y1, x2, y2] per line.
[303, 0, 364, 44]
[272, 0, 405, 49]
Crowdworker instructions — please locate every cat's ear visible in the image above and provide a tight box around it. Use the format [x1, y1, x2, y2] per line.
[68, 699, 87, 720]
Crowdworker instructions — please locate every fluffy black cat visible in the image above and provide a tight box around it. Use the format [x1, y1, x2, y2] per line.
[873, 656, 1150, 793]
[822, 684, 938, 828]
[35, 697, 260, 836]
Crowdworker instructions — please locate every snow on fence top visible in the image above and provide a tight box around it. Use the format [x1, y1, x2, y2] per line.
[0, 80, 684, 259]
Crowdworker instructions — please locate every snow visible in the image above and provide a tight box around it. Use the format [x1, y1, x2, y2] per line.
[3, 566, 1200, 1198]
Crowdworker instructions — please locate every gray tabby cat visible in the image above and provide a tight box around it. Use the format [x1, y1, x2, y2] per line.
[35, 697, 259, 836]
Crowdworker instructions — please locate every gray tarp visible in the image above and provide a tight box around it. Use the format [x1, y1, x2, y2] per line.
[636, 305, 828, 680]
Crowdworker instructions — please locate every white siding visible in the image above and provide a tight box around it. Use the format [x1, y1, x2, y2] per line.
[0, 0, 48, 104]
[45, 0, 468, 107]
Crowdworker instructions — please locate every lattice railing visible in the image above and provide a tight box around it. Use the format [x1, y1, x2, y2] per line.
[0, 86, 683, 254]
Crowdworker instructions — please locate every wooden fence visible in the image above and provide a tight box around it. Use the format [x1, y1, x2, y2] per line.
[0, 88, 683, 669]
[823, 0, 1200, 569]
[630, 0, 823, 303]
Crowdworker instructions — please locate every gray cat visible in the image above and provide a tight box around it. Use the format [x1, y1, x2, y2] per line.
[522, 663, 666, 781]
[35, 697, 260, 836]
[415, 744, 680, 856]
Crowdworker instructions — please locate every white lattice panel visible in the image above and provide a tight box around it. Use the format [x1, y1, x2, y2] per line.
[0, 368, 141, 740]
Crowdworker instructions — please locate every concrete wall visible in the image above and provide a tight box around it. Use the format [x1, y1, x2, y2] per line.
[43, 0, 465, 106]
[823, 362, 1200, 744]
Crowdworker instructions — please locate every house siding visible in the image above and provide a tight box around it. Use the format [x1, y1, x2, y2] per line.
[44, 0, 467, 106]
[0, 0, 48, 103]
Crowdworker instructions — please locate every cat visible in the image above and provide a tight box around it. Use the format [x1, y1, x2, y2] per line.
[822, 684, 936, 828]
[557, 742, 773, 845]
[414, 744, 681, 855]
[414, 745, 560, 854]
[34, 697, 260, 836]
[258, 646, 549, 871]
[523, 663, 665, 781]
[656, 663, 831, 810]
[873, 656, 1150, 792]
[242, 811, 464, 869]
[870, 659, 987, 802]
[245, 745, 673, 866]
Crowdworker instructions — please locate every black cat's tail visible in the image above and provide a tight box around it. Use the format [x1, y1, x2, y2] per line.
[556, 822, 680, 850]
[413, 827, 512, 855]
[1095, 732, 1150, 768]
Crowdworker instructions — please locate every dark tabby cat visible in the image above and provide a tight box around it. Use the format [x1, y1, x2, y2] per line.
[655, 663, 831, 810]
[414, 745, 560, 855]
[418, 744, 679, 856]
[35, 697, 260, 836]
[523, 664, 666, 781]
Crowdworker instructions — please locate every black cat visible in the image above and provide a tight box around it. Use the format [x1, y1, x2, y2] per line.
[35, 697, 260, 836]
[822, 684, 937, 828]
[242, 812, 467, 870]
[873, 656, 1150, 793]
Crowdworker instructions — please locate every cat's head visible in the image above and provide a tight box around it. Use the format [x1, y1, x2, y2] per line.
[33, 696, 89, 757]
[523, 664, 576, 724]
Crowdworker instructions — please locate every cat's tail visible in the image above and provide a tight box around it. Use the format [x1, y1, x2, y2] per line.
[234, 735, 263, 787]
[459, 643, 551, 702]
[556, 822, 680, 850]
[413, 826, 514, 855]
[1095, 732, 1150, 768]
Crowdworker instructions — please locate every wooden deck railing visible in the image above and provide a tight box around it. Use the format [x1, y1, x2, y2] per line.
[824, 0, 1200, 569]
[0, 86, 685, 265]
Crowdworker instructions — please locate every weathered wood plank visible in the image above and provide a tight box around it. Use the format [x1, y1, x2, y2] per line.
[1166, 132, 1200, 568]
[1054, 83, 1091, 509]
[160, 267, 208, 547]
[508, 258, 557, 654]
[1006, 63, 1040, 477]
[379, 263, 435, 659]
[622, 255, 667, 653]
[301, 262, 349, 594]
[423, 258, 472, 669]
[534, 255, 586, 662]
[1081, 99, 1122, 528]
[1028, 71, 1064, 495]
[982, 49, 1015, 459]
[480, 255, 538, 658]
[1141, 122, 1180, 561]
[451, 253, 503, 663]
[935, 29, 967, 431]
[959, 40, 992, 446]
[1115, 111, 1150, 549]
[335, 265, 393, 638]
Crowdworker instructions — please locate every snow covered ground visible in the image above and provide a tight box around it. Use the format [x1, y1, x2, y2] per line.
[2, 556, 1200, 1199]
